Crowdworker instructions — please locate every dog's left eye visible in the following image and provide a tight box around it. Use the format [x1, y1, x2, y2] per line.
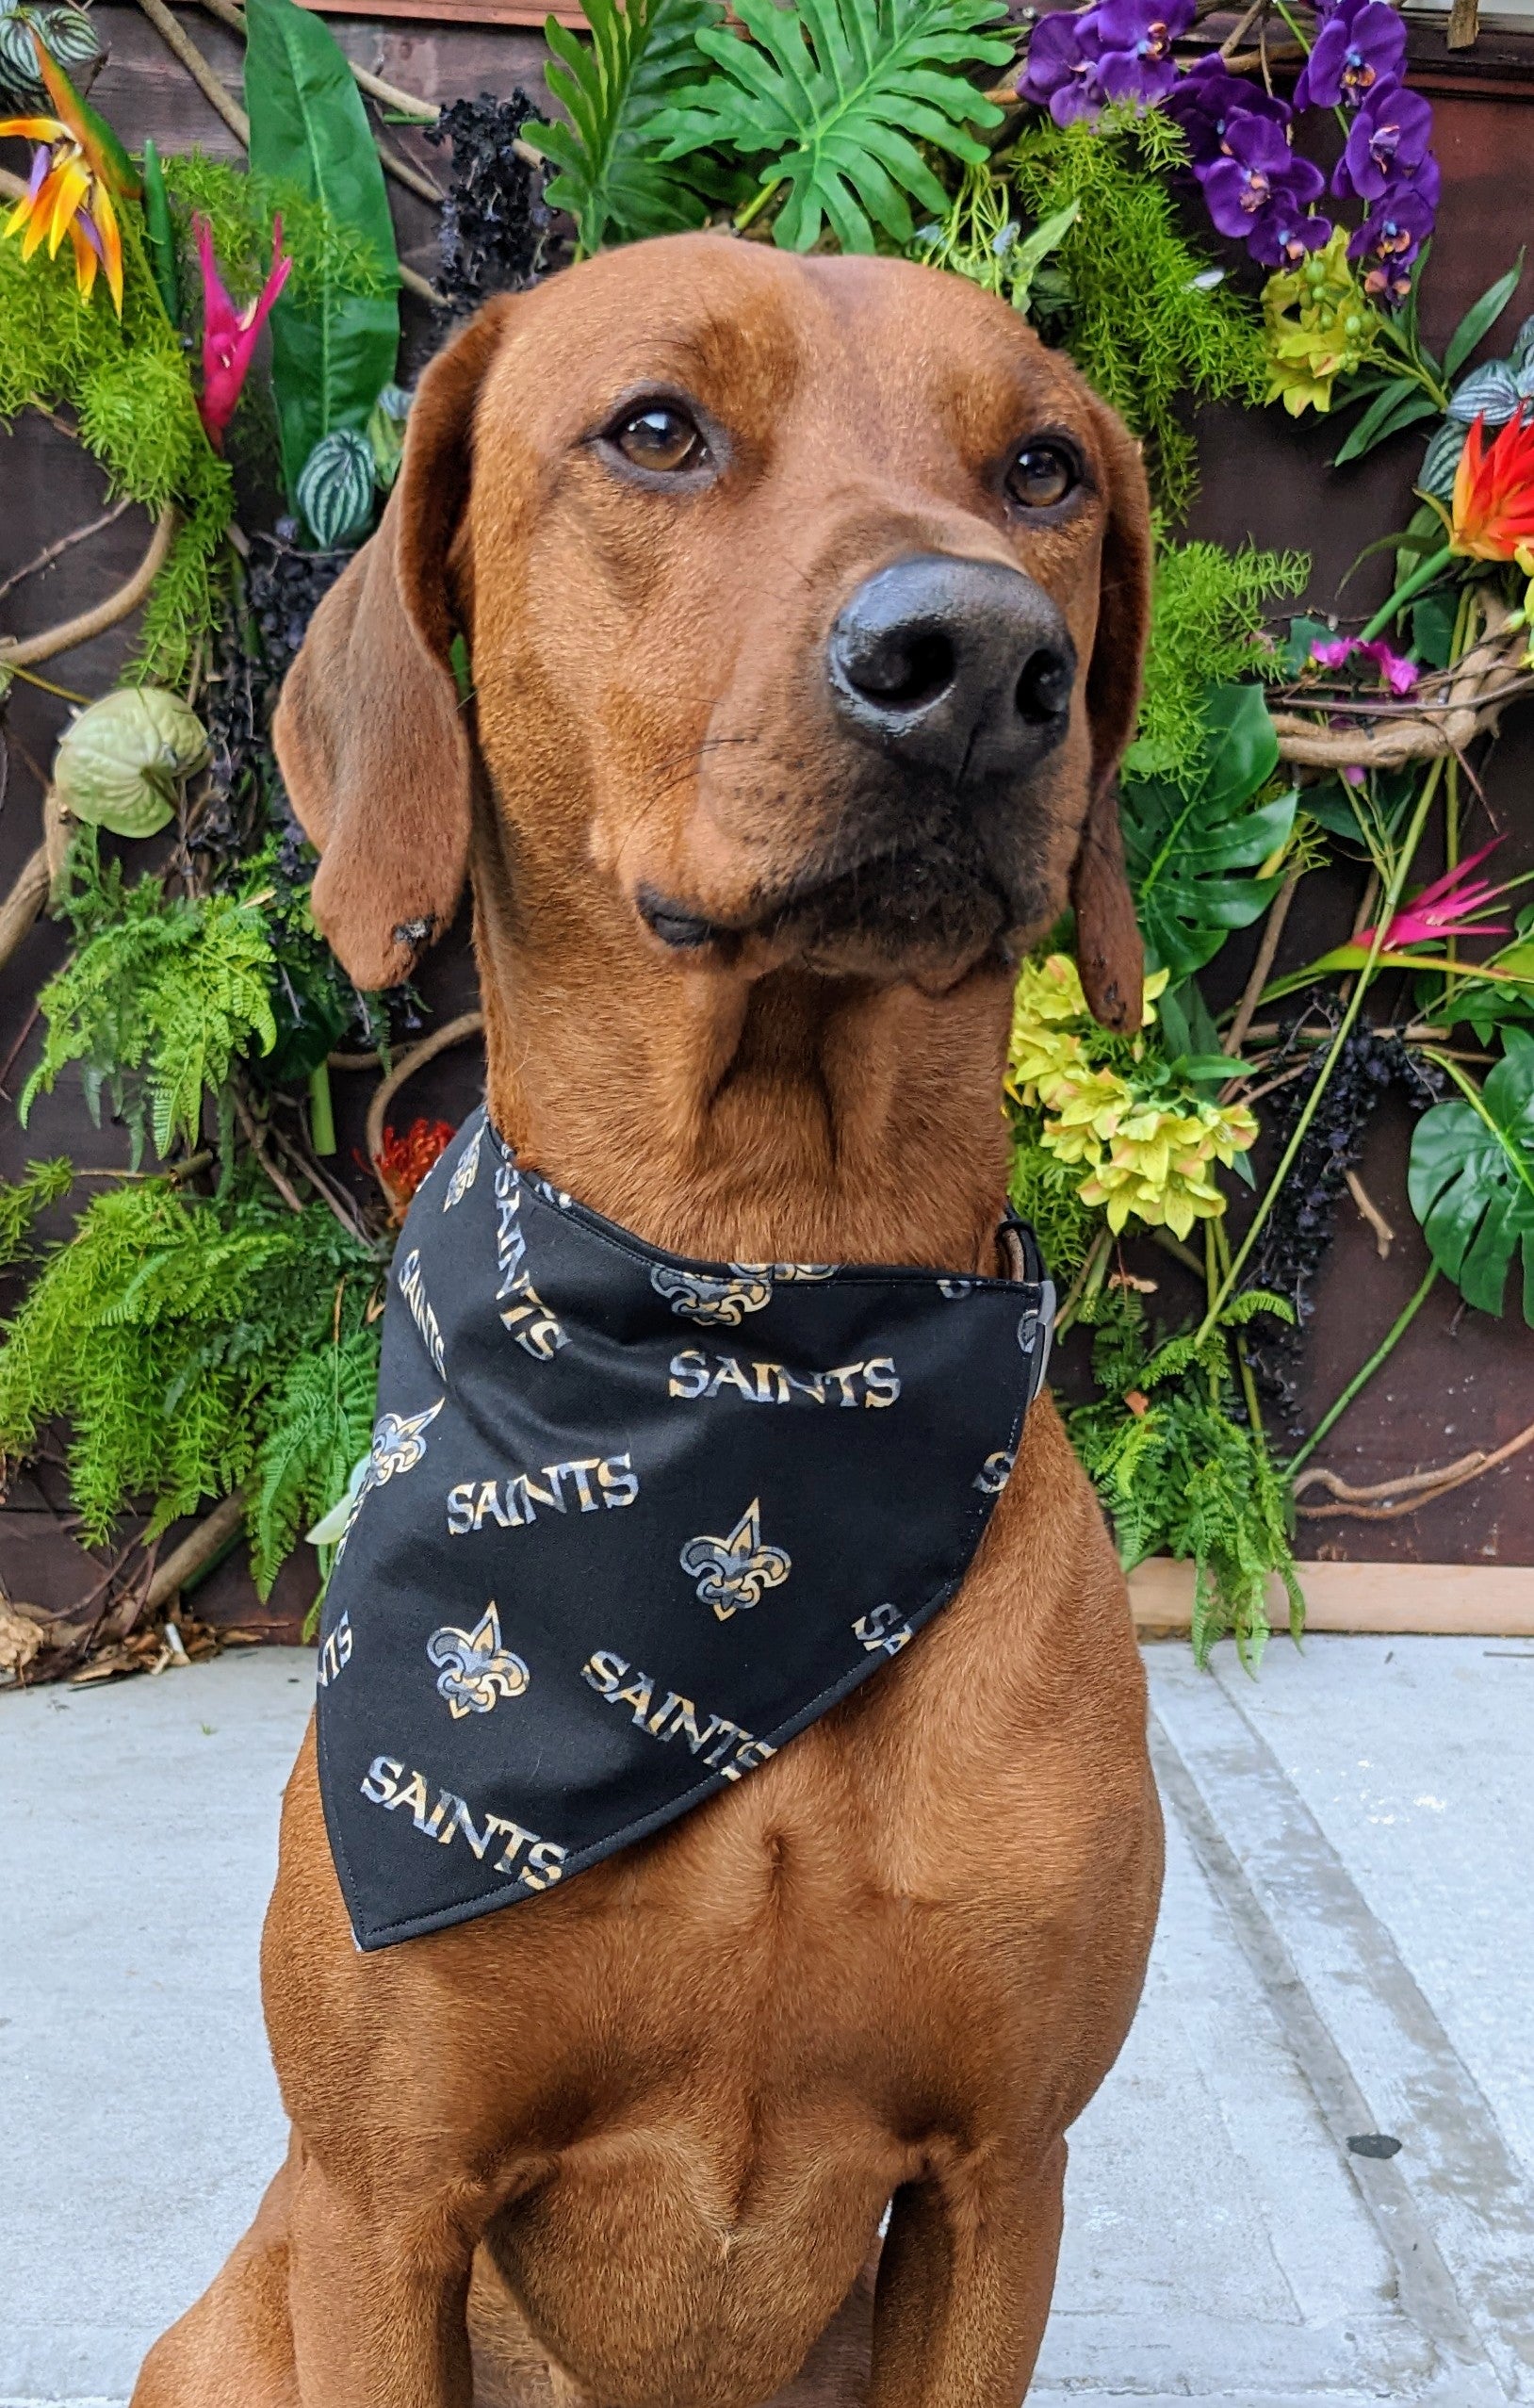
[1005, 442, 1078, 510]
[612, 405, 709, 474]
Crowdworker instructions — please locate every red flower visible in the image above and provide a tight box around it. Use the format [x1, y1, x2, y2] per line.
[374, 1118, 454, 1222]
[1450, 409, 1534, 562]
[195, 212, 291, 450]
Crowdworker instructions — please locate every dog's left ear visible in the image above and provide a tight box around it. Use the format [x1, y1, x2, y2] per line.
[1070, 401, 1153, 1034]
[273, 297, 516, 991]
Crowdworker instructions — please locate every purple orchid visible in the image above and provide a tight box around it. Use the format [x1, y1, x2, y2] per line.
[1159, 52, 1288, 166]
[1295, 0, 1407, 110]
[1198, 112, 1330, 267]
[1018, 9, 1109, 122]
[1093, 0, 1196, 107]
[1348, 180, 1436, 303]
[1337, 79, 1435, 200]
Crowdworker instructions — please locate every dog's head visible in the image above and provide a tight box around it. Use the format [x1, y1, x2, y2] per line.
[275, 234, 1150, 1029]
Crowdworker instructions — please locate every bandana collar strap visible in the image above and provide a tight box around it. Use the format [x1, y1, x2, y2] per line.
[317, 1109, 1054, 1950]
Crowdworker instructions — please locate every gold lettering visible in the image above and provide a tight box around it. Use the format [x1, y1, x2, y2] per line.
[668, 1350, 710, 1400]
[863, 1356, 901, 1407]
[598, 1452, 639, 1509]
[565, 1457, 601, 1512]
[775, 1368, 826, 1404]
[825, 1363, 865, 1407]
[708, 1356, 756, 1400]
[582, 1649, 628, 1696]
[361, 1755, 402, 1804]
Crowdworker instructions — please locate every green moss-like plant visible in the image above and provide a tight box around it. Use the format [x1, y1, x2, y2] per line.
[1128, 538, 1310, 785]
[1007, 1117, 1101, 1282]
[0, 1160, 74, 1270]
[0, 222, 233, 685]
[158, 150, 394, 311]
[1007, 108, 1267, 517]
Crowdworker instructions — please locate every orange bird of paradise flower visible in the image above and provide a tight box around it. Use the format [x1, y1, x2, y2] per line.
[1450, 408, 1534, 562]
[0, 35, 127, 314]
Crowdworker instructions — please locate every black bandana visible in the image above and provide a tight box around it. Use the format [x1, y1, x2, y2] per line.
[316, 1109, 1053, 1950]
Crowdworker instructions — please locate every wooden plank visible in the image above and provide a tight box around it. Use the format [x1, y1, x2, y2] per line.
[1130, 1557, 1534, 1637]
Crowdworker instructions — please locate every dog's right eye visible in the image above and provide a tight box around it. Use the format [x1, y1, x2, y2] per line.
[611, 405, 709, 474]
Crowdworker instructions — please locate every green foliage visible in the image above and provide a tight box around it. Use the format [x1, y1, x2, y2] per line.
[0, 1181, 379, 1551]
[0, 225, 233, 684]
[652, 0, 1011, 253]
[1409, 1033, 1534, 1324]
[250, 1327, 378, 1595]
[913, 158, 1078, 317]
[1128, 539, 1309, 785]
[0, 1160, 73, 1270]
[525, 0, 731, 255]
[1121, 685, 1297, 981]
[22, 845, 277, 1160]
[1007, 109, 1266, 516]
[1007, 1117, 1100, 1281]
[245, 0, 400, 498]
[1069, 1290, 1303, 1669]
[157, 150, 395, 314]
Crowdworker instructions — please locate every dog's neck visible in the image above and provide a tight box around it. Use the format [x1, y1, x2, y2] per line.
[472, 876, 1015, 1276]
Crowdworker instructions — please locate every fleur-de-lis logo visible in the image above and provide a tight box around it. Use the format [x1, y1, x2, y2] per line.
[651, 1264, 775, 1325]
[442, 1121, 482, 1210]
[333, 1398, 444, 1566]
[974, 1449, 1015, 1497]
[767, 1261, 836, 1282]
[427, 1603, 530, 1719]
[938, 1278, 974, 1300]
[679, 1499, 791, 1622]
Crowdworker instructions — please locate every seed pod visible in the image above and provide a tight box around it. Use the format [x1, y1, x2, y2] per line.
[54, 686, 209, 839]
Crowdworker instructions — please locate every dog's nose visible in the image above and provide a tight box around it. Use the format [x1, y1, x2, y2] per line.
[826, 554, 1076, 783]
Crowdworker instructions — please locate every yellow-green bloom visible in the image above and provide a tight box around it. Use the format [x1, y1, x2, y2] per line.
[1263, 228, 1377, 418]
[1006, 954, 1256, 1239]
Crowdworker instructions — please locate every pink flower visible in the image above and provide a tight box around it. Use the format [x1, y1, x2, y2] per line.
[1310, 633, 1417, 695]
[195, 212, 291, 450]
[1359, 837, 1513, 950]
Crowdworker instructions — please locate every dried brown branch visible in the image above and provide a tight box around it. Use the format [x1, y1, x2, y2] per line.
[143, 1490, 247, 1614]
[1296, 1416, 1534, 1518]
[0, 505, 178, 668]
[232, 1085, 306, 1214]
[1224, 867, 1300, 1064]
[363, 1010, 485, 1174]
[0, 499, 134, 607]
[1345, 1167, 1395, 1257]
[134, 0, 250, 142]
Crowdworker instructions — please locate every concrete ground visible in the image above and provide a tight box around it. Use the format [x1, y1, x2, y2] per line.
[3, 1635, 1532, 2407]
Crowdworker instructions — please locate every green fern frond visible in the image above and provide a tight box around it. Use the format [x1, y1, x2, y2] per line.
[0, 1182, 379, 1556]
[0, 1160, 73, 1270]
[521, 0, 729, 254]
[652, 0, 1012, 253]
[23, 876, 276, 1160]
[250, 1328, 378, 1596]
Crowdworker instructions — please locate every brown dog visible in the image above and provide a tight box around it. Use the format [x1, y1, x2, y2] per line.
[134, 232, 1162, 2408]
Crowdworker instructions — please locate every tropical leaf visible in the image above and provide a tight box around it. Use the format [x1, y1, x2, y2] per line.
[245, 0, 400, 500]
[521, 0, 730, 254]
[1121, 684, 1297, 982]
[650, 0, 1012, 254]
[250, 1328, 379, 1595]
[1408, 1030, 1534, 1323]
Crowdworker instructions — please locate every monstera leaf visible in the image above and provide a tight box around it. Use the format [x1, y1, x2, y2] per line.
[1409, 1030, 1534, 1323]
[522, 0, 731, 256]
[650, 0, 1011, 254]
[1121, 685, 1297, 983]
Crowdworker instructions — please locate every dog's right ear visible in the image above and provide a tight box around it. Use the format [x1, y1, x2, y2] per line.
[273, 298, 516, 991]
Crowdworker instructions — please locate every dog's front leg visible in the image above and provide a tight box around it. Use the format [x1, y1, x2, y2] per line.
[865, 2143, 1066, 2406]
[286, 2145, 477, 2408]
